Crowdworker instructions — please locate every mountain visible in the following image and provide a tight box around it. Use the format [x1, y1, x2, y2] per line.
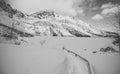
[0, 0, 119, 38]
[23, 11, 104, 37]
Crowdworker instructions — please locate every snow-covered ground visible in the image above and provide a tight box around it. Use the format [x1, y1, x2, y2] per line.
[0, 37, 120, 74]
[0, 1, 120, 74]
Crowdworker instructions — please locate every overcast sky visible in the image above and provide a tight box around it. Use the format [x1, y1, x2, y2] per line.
[8, 0, 120, 16]
[7, 0, 120, 31]
[9, 0, 79, 16]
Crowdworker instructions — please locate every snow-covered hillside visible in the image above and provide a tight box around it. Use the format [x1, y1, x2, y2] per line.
[0, 0, 119, 38]
[21, 11, 103, 37]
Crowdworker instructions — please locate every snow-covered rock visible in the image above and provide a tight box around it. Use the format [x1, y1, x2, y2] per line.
[0, 0, 119, 37]
[17, 11, 105, 37]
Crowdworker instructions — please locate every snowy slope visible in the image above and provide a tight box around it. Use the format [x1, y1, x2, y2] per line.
[0, 0, 119, 37]
[15, 11, 104, 37]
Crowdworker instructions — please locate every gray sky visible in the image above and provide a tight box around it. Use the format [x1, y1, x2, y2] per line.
[7, 0, 120, 31]
[8, 0, 120, 16]
[9, 0, 78, 16]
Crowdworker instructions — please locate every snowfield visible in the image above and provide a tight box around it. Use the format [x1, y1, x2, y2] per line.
[0, 37, 120, 74]
[0, 43, 93, 74]
[0, 1, 120, 74]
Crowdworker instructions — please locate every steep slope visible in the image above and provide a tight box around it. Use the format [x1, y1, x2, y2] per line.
[17, 11, 104, 37]
[0, 0, 119, 38]
[0, 0, 33, 37]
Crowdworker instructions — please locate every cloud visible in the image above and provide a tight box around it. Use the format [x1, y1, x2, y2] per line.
[72, 0, 96, 15]
[9, 0, 87, 16]
[8, 0, 97, 16]
[101, 3, 114, 9]
[92, 14, 104, 20]
[91, 3, 120, 21]
[9, 0, 120, 17]
[0, 0, 9, 2]
[101, 4, 120, 16]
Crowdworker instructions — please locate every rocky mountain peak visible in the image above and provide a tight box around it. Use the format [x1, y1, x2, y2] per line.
[0, 0, 119, 37]
[0, 0, 25, 18]
[30, 10, 56, 19]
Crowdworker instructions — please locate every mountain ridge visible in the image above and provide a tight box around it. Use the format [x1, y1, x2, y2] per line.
[0, 0, 119, 38]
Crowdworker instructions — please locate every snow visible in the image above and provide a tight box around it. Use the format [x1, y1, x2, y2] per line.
[0, 3, 120, 74]
[0, 7, 119, 37]
[15, 12, 104, 37]
[0, 42, 92, 74]
[0, 37, 120, 74]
